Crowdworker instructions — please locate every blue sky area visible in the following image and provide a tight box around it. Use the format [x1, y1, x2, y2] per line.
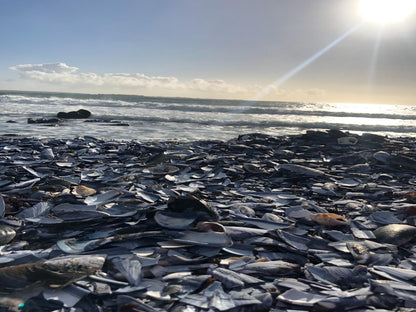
[1, 0, 415, 104]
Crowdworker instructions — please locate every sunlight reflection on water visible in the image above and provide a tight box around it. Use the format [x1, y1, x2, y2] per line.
[328, 102, 414, 115]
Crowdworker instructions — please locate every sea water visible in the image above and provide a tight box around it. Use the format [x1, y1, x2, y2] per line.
[1, 90, 415, 141]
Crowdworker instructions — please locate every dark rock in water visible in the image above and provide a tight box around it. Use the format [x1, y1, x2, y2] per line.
[300, 129, 351, 144]
[6, 120, 16, 123]
[57, 109, 91, 119]
[83, 119, 112, 123]
[27, 118, 60, 124]
[104, 121, 130, 126]
[77, 109, 91, 118]
[360, 132, 386, 143]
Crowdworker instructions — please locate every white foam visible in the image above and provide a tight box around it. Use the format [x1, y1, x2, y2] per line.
[0, 92, 415, 141]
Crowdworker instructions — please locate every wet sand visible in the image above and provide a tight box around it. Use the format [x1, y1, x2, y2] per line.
[0, 130, 416, 311]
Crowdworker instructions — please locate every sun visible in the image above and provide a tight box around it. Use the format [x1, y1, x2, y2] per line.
[359, 0, 416, 24]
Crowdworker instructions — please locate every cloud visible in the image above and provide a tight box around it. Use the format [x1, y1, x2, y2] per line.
[252, 83, 327, 102]
[100, 73, 185, 89]
[9, 62, 327, 101]
[189, 79, 244, 93]
[10, 63, 80, 84]
[9, 63, 215, 92]
[10, 63, 78, 74]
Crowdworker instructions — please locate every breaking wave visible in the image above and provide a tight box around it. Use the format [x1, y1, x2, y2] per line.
[0, 91, 415, 140]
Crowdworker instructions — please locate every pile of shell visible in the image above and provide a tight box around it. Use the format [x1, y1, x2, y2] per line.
[0, 129, 415, 311]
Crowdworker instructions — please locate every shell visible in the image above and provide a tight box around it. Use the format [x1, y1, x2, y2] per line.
[309, 213, 348, 227]
[174, 230, 233, 248]
[278, 289, 327, 306]
[147, 164, 179, 176]
[0, 224, 16, 245]
[241, 260, 299, 275]
[72, 185, 97, 197]
[154, 211, 196, 229]
[0, 195, 5, 217]
[84, 190, 120, 206]
[167, 194, 219, 221]
[0, 255, 105, 291]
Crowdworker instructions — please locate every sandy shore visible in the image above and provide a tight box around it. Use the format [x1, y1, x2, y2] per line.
[0, 130, 416, 311]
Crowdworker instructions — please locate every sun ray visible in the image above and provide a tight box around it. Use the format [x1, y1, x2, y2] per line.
[367, 26, 384, 89]
[250, 23, 363, 102]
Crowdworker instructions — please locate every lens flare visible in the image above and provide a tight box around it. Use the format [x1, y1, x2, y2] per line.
[359, 0, 416, 24]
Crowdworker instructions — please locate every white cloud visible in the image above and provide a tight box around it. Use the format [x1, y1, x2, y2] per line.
[10, 63, 204, 92]
[10, 63, 80, 84]
[189, 79, 244, 93]
[9, 62, 327, 101]
[10, 63, 78, 74]
[101, 73, 185, 89]
[254, 83, 327, 102]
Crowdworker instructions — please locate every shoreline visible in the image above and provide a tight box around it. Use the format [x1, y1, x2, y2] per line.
[0, 130, 416, 311]
[1, 128, 416, 144]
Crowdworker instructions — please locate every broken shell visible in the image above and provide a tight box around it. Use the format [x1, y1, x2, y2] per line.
[167, 194, 219, 221]
[405, 191, 416, 203]
[278, 288, 327, 306]
[196, 221, 225, 232]
[0, 255, 105, 291]
[154, 210, 196, 229]
[148, 164, 180, 176]
[0, 195, 5, 217]
[84, 190, 120, 206]
[309, 213, 348, 227]
[241, 260, 299, 275]
[0, 224, 16, 245]
[72, 185, 97, 197]
[174, 230, 233, 248]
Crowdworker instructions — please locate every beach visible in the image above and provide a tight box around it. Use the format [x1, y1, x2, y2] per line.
[0, 130, 416, 311]
[2, 0, 416, 309]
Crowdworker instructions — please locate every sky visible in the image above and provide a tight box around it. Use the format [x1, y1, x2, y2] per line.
[0, 0, 415, 104]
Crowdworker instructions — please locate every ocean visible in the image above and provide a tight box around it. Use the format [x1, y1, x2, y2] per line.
[1, 90, 415, 141]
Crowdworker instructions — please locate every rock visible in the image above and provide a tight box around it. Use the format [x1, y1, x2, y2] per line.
[57, 109, 91, 119]
[337, 137, 358, 145]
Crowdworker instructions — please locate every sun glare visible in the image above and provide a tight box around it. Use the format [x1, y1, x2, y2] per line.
[359, 0, 416, 24]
